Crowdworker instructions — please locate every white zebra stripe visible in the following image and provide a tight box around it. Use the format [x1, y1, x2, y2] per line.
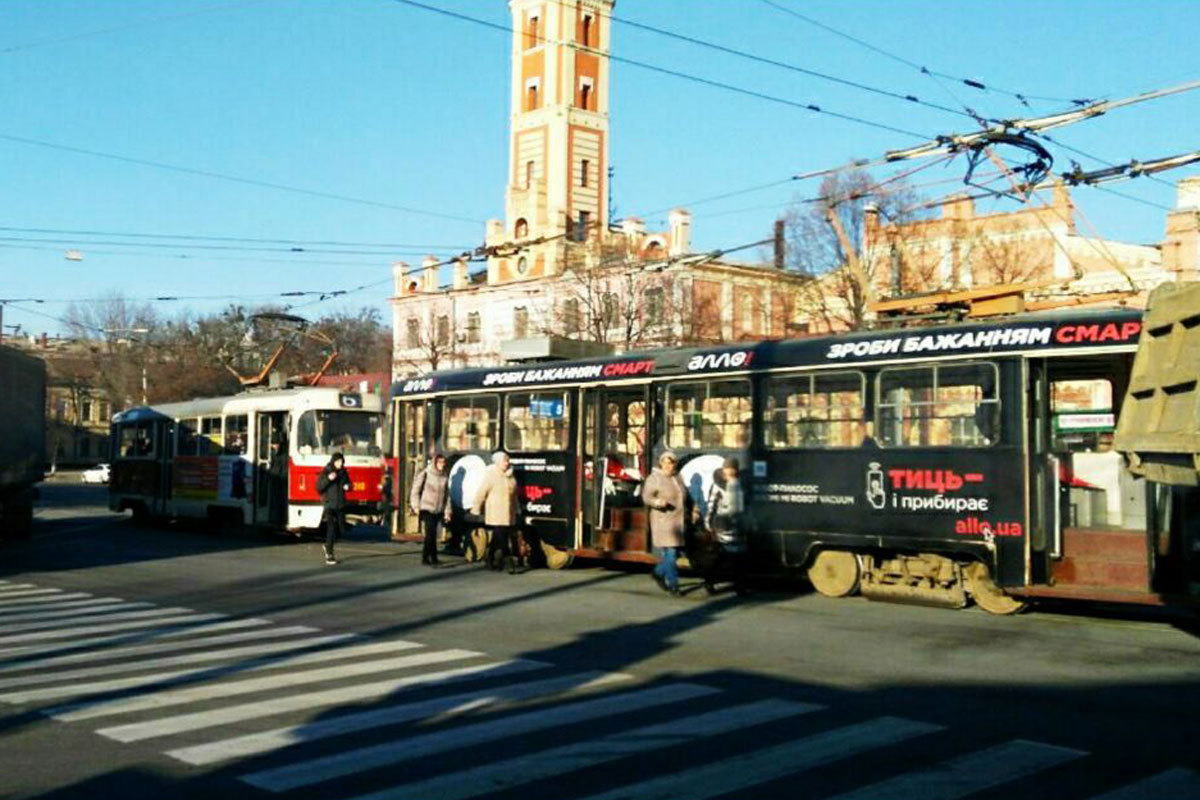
[340, 699, 819, 800]
[0, 594, 109, 612]
[145, 669, 623, 754]
[574, 716, 943, 800]
[0, 633, 363, 688]
[0, 618, 272, 660]
[51, 647, 491, 721]
[241, 683, 719, 793]
[0, 613, 226, 646]
[825, 739, 1086, 800]
[0, 583, 39, 593]
[0, 588, 63, 601]
[0, 606, 198, 635]
[0, 625, 320, 674]
[0, 600, 153, 624]
[2, 638, 425, 704]
[116, 660, 546, 748]
[133, 671, 619, 758]
[1086, 768, 1200, 800]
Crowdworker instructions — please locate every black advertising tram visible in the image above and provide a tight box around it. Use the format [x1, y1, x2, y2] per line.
[390, 305, 1200, 614]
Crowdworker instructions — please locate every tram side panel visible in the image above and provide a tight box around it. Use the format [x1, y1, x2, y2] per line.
[755, 359, 1028, 588]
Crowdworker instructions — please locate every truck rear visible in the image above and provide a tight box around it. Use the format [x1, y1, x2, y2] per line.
[0, 344, 47, 538]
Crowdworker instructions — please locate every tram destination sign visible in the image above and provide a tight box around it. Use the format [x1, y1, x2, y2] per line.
[824, 318, 1141, 363]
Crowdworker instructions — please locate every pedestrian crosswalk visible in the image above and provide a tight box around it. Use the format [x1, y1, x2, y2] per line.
[0, 577, 1196, 800]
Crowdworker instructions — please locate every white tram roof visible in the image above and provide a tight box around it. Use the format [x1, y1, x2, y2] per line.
[113, 386, 382, 424]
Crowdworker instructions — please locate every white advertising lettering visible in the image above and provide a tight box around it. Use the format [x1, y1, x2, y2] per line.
[826, 326, 1053, 359]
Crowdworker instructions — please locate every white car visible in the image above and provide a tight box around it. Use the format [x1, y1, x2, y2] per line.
[81, 464, 111, 484]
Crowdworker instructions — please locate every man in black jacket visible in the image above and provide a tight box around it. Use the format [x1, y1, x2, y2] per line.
[317, 452, 351, 565]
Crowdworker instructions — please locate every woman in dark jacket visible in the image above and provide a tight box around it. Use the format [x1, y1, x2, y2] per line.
[316, 452, 351, 565]
[410, 453, 451, 567]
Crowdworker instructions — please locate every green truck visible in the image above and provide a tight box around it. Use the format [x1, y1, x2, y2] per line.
[0, 344, 46, 538]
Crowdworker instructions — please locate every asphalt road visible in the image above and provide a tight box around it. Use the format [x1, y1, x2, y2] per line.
[1, 482, 1198, 800]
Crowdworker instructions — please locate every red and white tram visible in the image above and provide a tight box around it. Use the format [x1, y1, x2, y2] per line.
[109, 386, 385, 531]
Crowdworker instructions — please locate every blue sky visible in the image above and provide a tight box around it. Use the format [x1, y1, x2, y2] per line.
[2, 0, 1198, 336]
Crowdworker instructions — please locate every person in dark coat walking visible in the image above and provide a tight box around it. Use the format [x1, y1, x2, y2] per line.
[703, 457, 749, 596]
[410, 453, 451, 567]
[317, 452, 351, 565]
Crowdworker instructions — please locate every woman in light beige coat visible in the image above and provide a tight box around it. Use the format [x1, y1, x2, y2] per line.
[472, 451, 521, 573]
[641, 451, 689, 595]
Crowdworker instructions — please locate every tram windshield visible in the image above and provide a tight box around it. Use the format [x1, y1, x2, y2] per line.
[296, 410, 382, 457]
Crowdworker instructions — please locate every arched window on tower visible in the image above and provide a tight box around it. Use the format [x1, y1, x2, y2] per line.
[527, 14, 540, 49]
[579, 80, 592, 110]
[581, 12, 593, 46]
[525, 160, 534, 189]
[515, 218, 529, 239]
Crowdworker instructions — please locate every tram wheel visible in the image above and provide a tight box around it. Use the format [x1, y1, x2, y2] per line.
[807, 550, 861, 598]
[965, 562, 1028, 615]
[540, 541, 575, 570]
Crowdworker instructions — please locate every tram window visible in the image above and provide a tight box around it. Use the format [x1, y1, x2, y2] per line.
[1051, 378, 1115, 452]
[199, 417, 223, 456]
[119, 422, 155, 458]
[606, 399, 647, 457]
[118, 425, 138, 458]
[177, 419, 199, 456]
[765, 371, 866, 448]
[442, 396, 500, 452]
[666, 380, 752, 450]
[506, 392, 569, 451]
[878, 362, 999, 447]
[296, 410, 382, 457]
[224, 415, 249, 455]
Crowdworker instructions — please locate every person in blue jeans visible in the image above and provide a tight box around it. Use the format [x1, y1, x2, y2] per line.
[642, 451, 690, 597]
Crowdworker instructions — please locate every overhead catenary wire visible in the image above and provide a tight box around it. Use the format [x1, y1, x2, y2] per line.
[0, 225, 473, 251]
[0, 133, 485, 226]
[757, 0, 1090, 109]
[0, 0, 257, 55]
[540, 0, 971, 122]
[390, 0, 932, 140]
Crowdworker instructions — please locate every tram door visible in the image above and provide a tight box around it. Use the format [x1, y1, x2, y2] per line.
[581, 386, 651, 552]
[254, 412, 288, 526]
[396, 400, 432, 538]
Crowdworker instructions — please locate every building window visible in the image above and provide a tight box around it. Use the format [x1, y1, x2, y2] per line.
[436, 314, 450, 347]
[466, 312, 482, 344]
[526, 81, 539, 111]
[575, 209, 590, 242]
[645, 287, 664, 328]
[525, 160, 535, 189]
[514, 306, 529, 338]
[515, 217, 529, 238]
[581, 12, 593, 46]
[579, 79, 592, 110]
[563, 297, 582, 335]
[406, 317, 421, 349]
[601, 293, 618, 328]
[580, 159, 589, 187]
[81, 399, 93, 423]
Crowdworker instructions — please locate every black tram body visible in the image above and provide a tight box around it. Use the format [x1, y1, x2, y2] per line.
[391, 307, 1198, 610]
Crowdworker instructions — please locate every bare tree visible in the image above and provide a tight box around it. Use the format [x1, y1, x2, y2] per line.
[783, 169, 924, 332]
